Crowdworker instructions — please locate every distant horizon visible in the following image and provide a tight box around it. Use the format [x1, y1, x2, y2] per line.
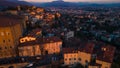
[20, 0, 120, 3]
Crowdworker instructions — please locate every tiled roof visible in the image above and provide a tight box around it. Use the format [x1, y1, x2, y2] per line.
[27, 28, 42, 37]
[64, 37, 95, 54]
[18, 36, 62, 47]
[62, 48, 78, 53]
[0, 14, 23, 27]
[93, 42, 116, 63]
[78, 42, 95, 54]
[37, 36, 62, 44]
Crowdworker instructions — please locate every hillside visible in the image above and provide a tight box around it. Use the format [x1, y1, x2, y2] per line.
[0, 0, 32, 7]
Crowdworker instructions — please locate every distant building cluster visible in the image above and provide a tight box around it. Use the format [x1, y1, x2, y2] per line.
[0, 5, 119, 68]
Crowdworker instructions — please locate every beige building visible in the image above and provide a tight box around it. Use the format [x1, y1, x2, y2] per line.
[18, 41, 41, 57]
[38, 36, 62, 54]
[63, 41, 115, 68]
[63, 48, 78, 65]
[63, 42, 95, 66]
[18, 36, 62, 56]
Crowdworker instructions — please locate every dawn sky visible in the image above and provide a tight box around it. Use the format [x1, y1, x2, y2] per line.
[22, 0, 120, 3]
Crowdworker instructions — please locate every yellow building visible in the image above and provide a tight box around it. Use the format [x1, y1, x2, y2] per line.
[39, 36, 62, 54]
[63, 41, 115, 68]
[78, 43, 95, 66]
[63, 48, 78, 65]
[63, 42, 95, 66]
[0, 14, 26, 58]
[18, 41, 41, 57]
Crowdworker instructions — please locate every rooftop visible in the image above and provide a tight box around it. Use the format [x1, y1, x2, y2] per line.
[93, 42, 116, 63]
[0, 14, 23, 27]
[18, 36, 62, 47]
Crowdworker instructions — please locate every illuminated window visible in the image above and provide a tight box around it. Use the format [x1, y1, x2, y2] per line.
[1, 32, 4, 36]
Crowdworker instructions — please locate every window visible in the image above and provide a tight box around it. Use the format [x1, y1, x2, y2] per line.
[74, 58, 76, 60]
[69, 58, 71, 60]
[1, 32, 4, 36]
[85, 60, 88, 63]
[10, 46, 12, 48]
[21, 40, 24, 41]
[65, 58, 67, 61]
[8, 39, 10, 42]
[25, 39, 27, 42]
[6, 32, 10, 35]
[3, 40, 5, 43]
[78, 58, 81, 61]
[0, 47, 2, 50]
[5, 47, 7, 49]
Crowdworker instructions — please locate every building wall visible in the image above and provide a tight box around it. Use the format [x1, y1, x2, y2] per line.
[78, 51, 91, 65]
[0, 23, 22, 58]
[12, 24, 22, 45]
[44, 42, 62, 54]
[18, 45, 41, 57]
[96, 60, 111, 68]
[64, 53, 78, 65]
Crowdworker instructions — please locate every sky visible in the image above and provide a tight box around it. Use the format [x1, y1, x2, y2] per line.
[21, 0, 120, 3]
